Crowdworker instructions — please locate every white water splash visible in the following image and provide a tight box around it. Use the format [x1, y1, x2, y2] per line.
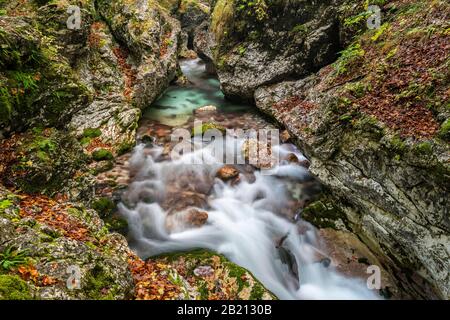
[120, 58, 379, 300]
[119, 138, 379, 300]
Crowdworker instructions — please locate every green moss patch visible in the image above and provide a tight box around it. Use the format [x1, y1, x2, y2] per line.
[191, 122, 226, 136]
[92, 149, 114, 162]
[84, 265, 118, 300]
[302, 199, 348, 230]
[0, 275, 33, 300]
[438, 119, 450, 141]
[92, 197, 115, 218]
[83, 128, 102, 139]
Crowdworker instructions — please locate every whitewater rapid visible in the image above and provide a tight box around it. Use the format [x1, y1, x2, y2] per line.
[119, 59, 379, 300]
[119, 141, 378, 300]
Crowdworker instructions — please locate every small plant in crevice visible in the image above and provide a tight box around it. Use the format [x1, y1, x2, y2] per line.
[236, 0, 269, 22]
[333, 43, 365, 76]
[0, 247, 29, 271]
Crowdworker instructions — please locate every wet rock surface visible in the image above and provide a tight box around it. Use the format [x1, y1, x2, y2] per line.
[216, 165, 240, 181]
[318, 229, 402, 299]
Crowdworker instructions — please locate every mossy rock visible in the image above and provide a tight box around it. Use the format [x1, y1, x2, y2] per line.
[0, 199, 13, 213]
[438, 119, 450, 141]
[104, 215, 128, 234]
[83, 128, 102, 139]
[155, 249, 277, 300]
[302, 199, 348, 230]
[84, 265, 120, 300]
[117, 142, 135, 156]
[0, 275, 33, 300]
[413, 142, 433, 155]
[92, 197, 115, 218]
[92, 149, 114, 162]
[0, 16, 91, 132]
[4, 128, 88, 196]
[191, 122, 226, 136]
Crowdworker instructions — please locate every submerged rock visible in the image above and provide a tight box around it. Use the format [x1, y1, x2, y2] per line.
[166, 208, 209, 232]
[277, 246, 299, 288]
[185, 209, 209, 227]
[194, 105, 218, 114]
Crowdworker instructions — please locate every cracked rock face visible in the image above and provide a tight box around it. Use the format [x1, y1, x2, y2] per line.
[96, 0, 181, 109]
[206, 0, 345, 100]
[255, 76, 450, 299]
[1, 0, 181, 153]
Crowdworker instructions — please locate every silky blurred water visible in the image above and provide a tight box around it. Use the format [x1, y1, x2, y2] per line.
[121, 59, 379, 300]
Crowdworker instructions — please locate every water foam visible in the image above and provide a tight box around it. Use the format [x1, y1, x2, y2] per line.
[120, 140, 378, 300]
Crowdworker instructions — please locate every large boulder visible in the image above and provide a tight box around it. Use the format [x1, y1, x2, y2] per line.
[69, 20, 141, 153]
[254, 0, 450, 299]
[0, 186, 134, 300]
[130, 250, 276, 300]
[0, 16, 90, 133]
[96, 0, 181, 108]
[256, 76, 450, 300]
[206, 0, 356, 100]
[1, 0, 181, 154]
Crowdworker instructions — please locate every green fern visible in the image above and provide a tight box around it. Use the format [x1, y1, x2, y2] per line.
[11, 71, 38, 90]
[0, 247, 29, 271]
[333, 43, 365, 76]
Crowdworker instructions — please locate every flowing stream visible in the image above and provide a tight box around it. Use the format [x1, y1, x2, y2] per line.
[119, 59, 378, 300]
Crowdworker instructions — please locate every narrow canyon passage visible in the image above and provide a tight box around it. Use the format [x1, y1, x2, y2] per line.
[1, 0, 447, 303]
[118, 59, 379, 300]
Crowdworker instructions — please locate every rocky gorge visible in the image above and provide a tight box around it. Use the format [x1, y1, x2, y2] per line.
[0, 0, 448, 300]
[203, 0, 449, 299]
